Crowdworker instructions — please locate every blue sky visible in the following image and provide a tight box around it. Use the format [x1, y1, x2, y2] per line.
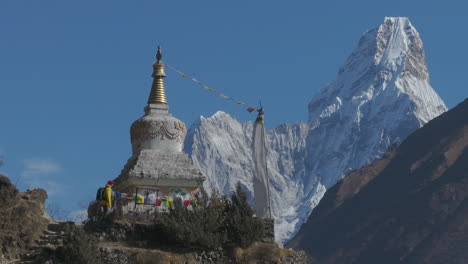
[1, 0, 467, 218]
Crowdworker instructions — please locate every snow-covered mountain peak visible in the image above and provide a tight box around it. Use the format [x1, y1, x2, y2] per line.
[375, 17, 427, 77]
[335, 17, 424, 88]
[186, 18, 447, 243]
[377, 17, 413, 64]
[200, 111, 230, 121]
[309, 17, 446, 125]
[197, 111, 244, 132]
[383, 16, 410, 23]
[211, 110, 230, 118]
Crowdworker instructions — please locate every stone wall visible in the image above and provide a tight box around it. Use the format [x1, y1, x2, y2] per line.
[261, 218, 275, 243]
[114, 200, 164, 222]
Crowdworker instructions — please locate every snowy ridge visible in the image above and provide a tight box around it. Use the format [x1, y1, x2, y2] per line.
[184, 17, 447, 243]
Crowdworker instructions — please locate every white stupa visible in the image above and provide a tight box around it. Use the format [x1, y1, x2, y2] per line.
[114, 47, 205, 197]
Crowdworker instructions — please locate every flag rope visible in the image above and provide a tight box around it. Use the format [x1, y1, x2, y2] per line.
[162, 61, 257, 112]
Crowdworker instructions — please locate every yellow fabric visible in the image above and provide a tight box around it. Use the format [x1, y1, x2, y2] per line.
[136, 194, 145, 204]
[99, 184, 113, 208]
[167, 198, 173, 207]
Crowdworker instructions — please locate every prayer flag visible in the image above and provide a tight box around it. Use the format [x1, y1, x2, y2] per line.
[255, 108, 264, 124]
[163, 62, 256, 112]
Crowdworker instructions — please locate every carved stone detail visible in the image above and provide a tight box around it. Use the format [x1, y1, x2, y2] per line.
[131, 119, 186, 144]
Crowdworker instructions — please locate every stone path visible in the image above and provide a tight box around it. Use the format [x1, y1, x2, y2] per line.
[12, 221, 69, 264]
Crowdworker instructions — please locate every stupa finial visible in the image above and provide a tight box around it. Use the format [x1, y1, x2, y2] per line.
[148, 46, 167, 105]
[156, 45, 162, 64]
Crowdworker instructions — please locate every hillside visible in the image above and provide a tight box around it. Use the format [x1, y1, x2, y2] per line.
[0, 175, 50, 261]
[287, 98, 468, 264]
[0, 174, 310, 264]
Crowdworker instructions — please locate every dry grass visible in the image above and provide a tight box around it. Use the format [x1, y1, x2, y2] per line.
[135, 249, 199, 264]
[135, 251, 184, 264]
[99, 242, 197, 264]
[232, 242, 295, 264]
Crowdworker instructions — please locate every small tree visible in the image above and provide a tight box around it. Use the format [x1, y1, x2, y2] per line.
[225, 183, 265, 248]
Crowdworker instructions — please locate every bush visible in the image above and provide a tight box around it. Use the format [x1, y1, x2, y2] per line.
[225, 183, 265, 248]
[57, 226, 102, 264]
[45, 224, 102, 264]
[155, 191, 228, 249]
[154, 183, 265, 250]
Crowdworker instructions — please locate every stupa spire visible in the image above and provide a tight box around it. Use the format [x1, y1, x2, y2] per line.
[147, 46, 167, 105]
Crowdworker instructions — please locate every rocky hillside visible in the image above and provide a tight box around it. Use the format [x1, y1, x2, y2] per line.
[87, 220, 311, 264]
[0, 175, 50, 262]
[185, 17, 447, 242]
[0, 174, 310, 263]
[287, 98, 468, 264]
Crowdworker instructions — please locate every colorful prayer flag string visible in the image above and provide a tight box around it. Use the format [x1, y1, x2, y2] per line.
[162, 62, 255, 112]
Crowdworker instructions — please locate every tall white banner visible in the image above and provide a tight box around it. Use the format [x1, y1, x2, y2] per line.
[252, 108, 271, 218]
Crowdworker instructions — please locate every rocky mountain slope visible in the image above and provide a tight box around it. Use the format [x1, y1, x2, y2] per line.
[185, 17, 447, 242]
[287, 98, 468, 264]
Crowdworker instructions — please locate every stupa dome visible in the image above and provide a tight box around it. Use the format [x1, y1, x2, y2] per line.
[130, 104, 186, 155]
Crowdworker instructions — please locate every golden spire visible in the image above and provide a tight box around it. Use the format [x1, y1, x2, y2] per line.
[147, 46, 167, 105]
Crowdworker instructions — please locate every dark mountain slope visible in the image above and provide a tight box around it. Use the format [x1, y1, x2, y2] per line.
[287, 98, 468, 264]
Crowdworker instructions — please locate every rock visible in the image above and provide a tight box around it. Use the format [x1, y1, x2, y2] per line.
[0, 175, 17, 203]
[0, 175, 50, 261]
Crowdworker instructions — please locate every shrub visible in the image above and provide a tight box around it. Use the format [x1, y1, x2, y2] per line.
[155, 192, 228, 249]
[225, 183, 265, 248]
[154, 182, 264, 250]
[36, 224, 102, 264]
[54, 224, 102, 264]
